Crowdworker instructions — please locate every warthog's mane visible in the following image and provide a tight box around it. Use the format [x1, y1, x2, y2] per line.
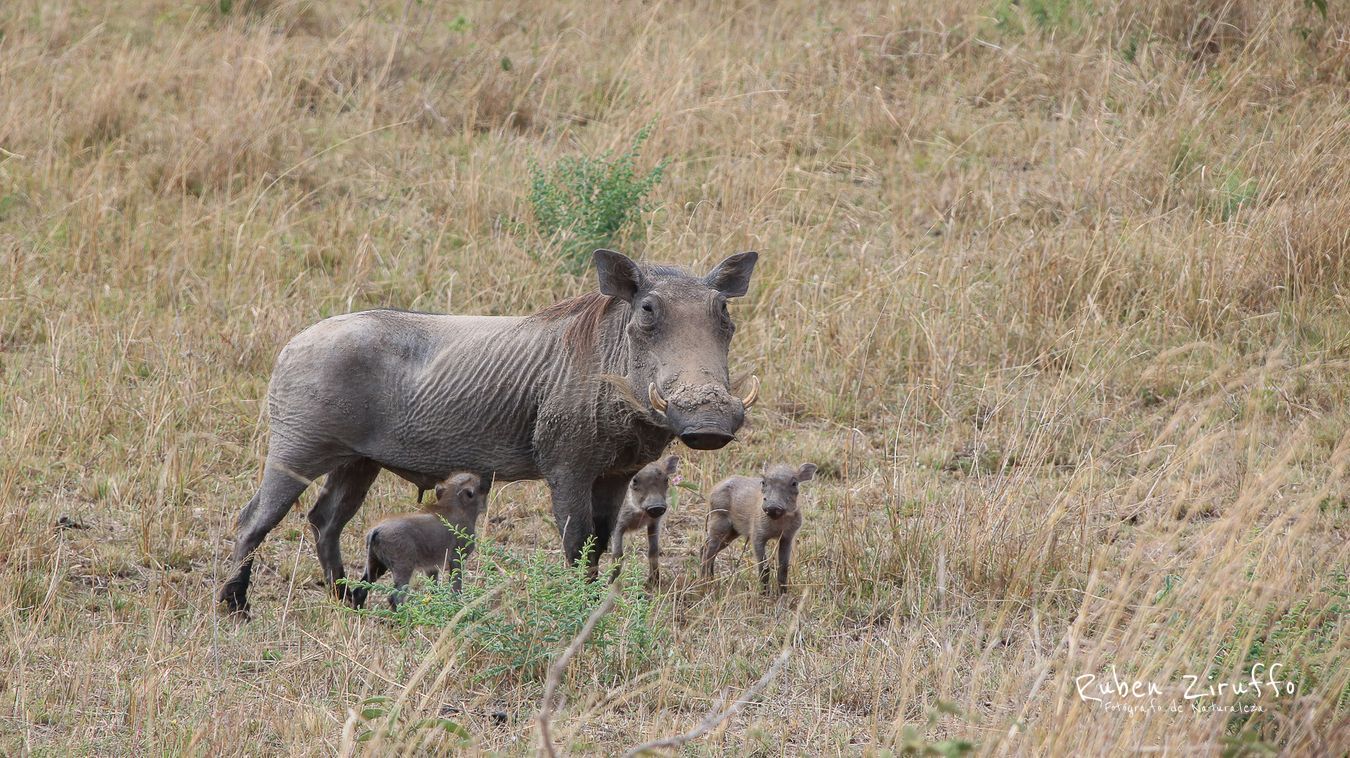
[529, 291, 623, 355]
[528, 265, 693, 355]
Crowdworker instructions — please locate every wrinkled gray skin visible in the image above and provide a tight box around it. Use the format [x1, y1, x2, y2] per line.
[219, 249, 758, 613]
[610, 454, 679, 585]
[701, 463, 816, 594]
[353, 472, 485, 609]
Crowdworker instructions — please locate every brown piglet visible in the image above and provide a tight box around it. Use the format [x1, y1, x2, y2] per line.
[611, 455, 679, 585]
[352, 472, 486, 610]
[701, 463, 816, 594]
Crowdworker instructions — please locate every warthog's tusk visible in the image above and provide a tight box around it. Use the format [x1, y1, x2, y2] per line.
[648, 383, 668, 414]
[740, 375, 760, 409]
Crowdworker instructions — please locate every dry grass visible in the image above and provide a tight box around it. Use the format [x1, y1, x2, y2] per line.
[2, 0, 1347, 754]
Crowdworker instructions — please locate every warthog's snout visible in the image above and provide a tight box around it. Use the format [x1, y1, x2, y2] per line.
[644, 503, 668, 518]
[764, 505, 787, 519]
[652, 379, 758, 451]
[678, 428, 736, 450]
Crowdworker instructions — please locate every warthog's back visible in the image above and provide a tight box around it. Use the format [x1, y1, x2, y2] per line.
[265, 308, 556, 481]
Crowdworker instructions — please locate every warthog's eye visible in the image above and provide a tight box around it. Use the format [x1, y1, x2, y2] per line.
[636, 298, 658, 330]
[464, 489, 475, 498]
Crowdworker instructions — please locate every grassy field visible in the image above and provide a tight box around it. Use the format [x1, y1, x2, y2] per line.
[2, 0, 1348, 754]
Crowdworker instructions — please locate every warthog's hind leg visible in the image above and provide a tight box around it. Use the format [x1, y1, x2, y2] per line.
[219, 459, 317, 615]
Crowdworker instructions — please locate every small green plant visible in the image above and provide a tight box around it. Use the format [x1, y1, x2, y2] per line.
[1121, 30, 1150, 63]
[1169, 133, 1205, 178]
[893, 700, 978, 756]
[351, 694, 471, 746]
[344, 530, 661, 684]
[1214, 171, 1259, 221]
[990, 0, 1086, 35]
[1154, 573, 1183, 603]
[528, 125, 667, 273]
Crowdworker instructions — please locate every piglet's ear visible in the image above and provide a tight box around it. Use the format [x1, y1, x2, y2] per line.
[663, 455, 680, 475]
[434, 481, 449, 501]
[797, 463, 817, 482]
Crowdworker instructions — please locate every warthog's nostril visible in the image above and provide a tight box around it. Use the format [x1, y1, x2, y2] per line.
[678, 428, 735, 450]
[646, 505, 667, 518]
[764, 507, 785, 519]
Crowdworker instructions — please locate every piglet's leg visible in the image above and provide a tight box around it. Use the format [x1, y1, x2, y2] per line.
[753, 535, 772, 592]
[646, 521, 661, 587]
[388, 568, 414, 611]
[776, 534, 794, 595]
[701, 523, 735, 580]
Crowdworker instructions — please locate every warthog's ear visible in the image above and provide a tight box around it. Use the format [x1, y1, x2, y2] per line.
[662, 455, 680, 475]
[704, 251, 758, 298]
[796, 463, 817, 482]
[434, 481, 450, 501]
[594, 249, 644, 302]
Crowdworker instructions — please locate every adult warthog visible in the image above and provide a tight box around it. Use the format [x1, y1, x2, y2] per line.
[219, 249, 759, 613]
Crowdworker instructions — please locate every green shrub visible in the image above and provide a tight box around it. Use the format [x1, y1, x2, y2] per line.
[528, 126, 667, 273]
[1210, 571, 1349, 733]
[990, 0, 1086, 35]
[344, 531, 661, 685]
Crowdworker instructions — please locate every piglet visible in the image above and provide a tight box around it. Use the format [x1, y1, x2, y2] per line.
[611, 455, 680, 586]
[701, 463, 816, 594]
[353, 472, 485, 609]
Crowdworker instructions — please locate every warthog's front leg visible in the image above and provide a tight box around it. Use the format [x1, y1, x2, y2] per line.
[307, 458, 381, 604]
[388, 567, 414, 611]
[549, 475, 605, 578]
[587, 474, 629, 580]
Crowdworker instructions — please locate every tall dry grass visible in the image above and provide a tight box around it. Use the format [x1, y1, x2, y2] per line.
[1, 0, 1346, 754]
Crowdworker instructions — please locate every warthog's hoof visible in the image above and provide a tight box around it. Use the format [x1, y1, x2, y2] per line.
[218, 585, 251, 618]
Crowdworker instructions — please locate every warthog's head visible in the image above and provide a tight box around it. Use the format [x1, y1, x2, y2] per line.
[629, 455, 679, 517]
[432, 472, 486, 518]
[760, 463, 816, 520]
[594, 249, 760, 450]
